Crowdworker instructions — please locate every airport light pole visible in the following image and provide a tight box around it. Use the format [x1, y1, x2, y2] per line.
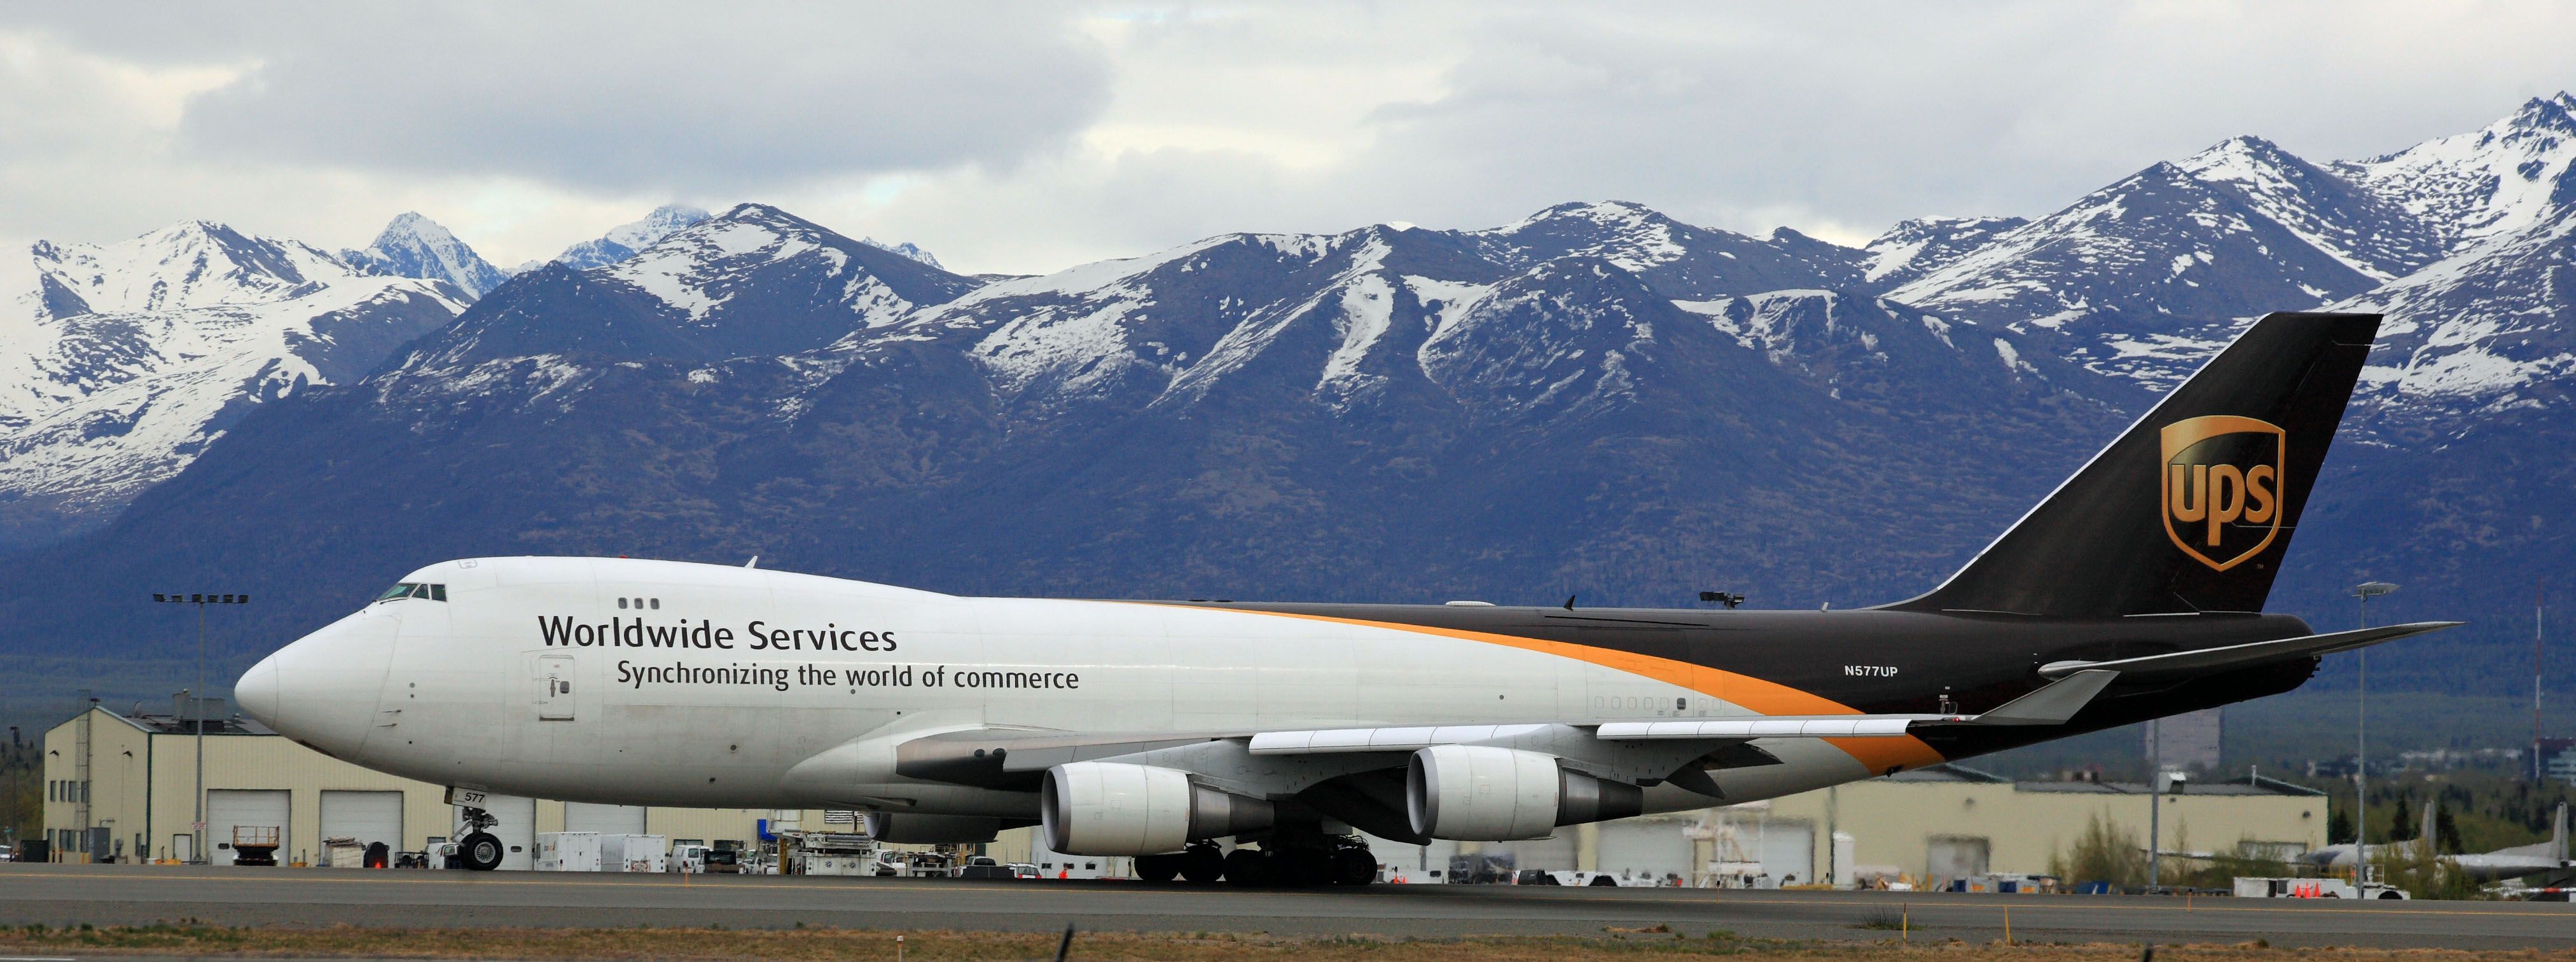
[2352, 581, 2397, 877]
[155, 593, 248, 864]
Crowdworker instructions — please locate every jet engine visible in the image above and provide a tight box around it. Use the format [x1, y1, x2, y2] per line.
[1041, 761, 1275, 856]
[861, 812, 1001, 844]
[1406, 745, 1642, 841]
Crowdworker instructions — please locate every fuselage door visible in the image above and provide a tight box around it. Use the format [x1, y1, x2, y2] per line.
[536, 654, 574, 722]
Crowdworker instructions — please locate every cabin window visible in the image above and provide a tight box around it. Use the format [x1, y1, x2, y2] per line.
[618, 598, 628, 609]
[649, 598, 660, 610]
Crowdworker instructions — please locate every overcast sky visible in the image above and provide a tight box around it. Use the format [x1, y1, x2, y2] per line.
[4, 1, 2573, 284]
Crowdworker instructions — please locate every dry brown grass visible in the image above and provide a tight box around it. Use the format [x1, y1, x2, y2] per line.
[0, 922, 2570, 961]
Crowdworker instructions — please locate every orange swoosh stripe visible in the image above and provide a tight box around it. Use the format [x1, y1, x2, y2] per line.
[1167, 605, 1946, 774]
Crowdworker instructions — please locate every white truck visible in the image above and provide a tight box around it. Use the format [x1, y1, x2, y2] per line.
[2234, 877, 2411, 900]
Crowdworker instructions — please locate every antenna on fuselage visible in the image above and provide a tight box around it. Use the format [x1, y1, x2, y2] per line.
[745, 556, 759, 569]
[1563, 594, 1577, 610]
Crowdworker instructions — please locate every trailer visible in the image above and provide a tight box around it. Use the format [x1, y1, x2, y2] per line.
[535, 832, 603, 872]
[794, 833, 877, 877]
[599, 834, 667, 872]
[230, 826, 281, 867]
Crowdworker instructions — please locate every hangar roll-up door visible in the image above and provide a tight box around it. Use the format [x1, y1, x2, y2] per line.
[1757, 820, 1815, 886]
[1596, 819, 1694, 882]
[455, 795, 537, 870]
[208, 789, 290, 866]
[1927, 835, 1991, 881]
[565, 802, 646, 835]
[321, 790, 405, 862]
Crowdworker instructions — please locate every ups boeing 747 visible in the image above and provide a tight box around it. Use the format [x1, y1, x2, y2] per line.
[236, 312, 2454, 885]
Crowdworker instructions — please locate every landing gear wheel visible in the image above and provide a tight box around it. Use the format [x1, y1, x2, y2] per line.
[1222, 847, 1271, 887]
[1331, 848, 1377, 886]
[1135, 853, 1182, 883]
[460, 832, 504, 872]
[1179, 845, 1225, 884]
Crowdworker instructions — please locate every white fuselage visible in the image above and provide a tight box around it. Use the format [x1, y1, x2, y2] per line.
[237, 556, 1892, 821]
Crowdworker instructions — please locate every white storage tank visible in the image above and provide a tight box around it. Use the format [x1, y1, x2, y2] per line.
[535, 832, 602, 872]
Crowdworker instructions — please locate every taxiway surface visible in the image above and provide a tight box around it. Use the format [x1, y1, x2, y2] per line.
[1, 865, 2568, 949]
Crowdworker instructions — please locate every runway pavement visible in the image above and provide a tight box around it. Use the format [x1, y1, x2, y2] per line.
[1, 864, 2569, 949]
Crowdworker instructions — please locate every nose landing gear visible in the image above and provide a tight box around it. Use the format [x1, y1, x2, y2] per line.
[455, 806, 504, 872]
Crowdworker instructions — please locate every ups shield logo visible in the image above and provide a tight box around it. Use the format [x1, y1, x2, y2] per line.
[2160, 415, 2285, 572]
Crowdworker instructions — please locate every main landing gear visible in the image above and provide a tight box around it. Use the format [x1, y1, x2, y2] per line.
[455, 806, 504, 872]
[1134, 834, 1377, 888]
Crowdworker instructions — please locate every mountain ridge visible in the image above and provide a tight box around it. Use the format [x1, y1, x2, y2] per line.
[4, 95, 2575, 713]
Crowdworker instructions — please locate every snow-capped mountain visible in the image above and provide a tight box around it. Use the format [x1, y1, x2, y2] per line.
[1860, 216, 2028, 288]
[582, 203, 985, 358]
[864, 238, 943, 269]
[2177, 136, 2444, 282]
[551, 204, 712, 270]
[0, 196, 2135, 669]
[0, 221, 465, 550]
[1469, 201, 1865, 298]
[8, 95, 2576, 707]
[2334, 94, 2576, 257]
[1886, 153, 2400, 383]
[18, 221, 363, 320]
[340, 212, 508, 299]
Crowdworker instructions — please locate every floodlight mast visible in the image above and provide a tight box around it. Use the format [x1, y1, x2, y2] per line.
[2351, 581, 2397, 877]
[154, 593, 248, 864]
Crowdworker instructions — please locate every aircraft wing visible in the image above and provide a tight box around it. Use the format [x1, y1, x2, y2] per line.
[2039, 621, 2461, 679]
[1249, 669, 2124, 750]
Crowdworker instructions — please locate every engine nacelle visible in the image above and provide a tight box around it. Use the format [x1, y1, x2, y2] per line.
[861, 812, 1000, 844]
[1406, 745, 1643, 841]
[1041, 761, 1275, 856]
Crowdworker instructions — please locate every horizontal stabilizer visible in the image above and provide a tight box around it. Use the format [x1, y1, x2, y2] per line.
[2039, 621, 2462, 679]
[1970, 669, 2122, 725]
[1596, 717, 1925, 739]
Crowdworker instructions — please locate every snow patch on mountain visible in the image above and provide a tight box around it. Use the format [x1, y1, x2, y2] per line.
[555, 205, 713, 270]
[19, 221, 354, 322]
[2178, 136, 2442, 281]
[0, 233, 462, 546]
[1862, 216, 2027, 286]
[863, 238, 943, 269]
[2335, 94, 2576, 256]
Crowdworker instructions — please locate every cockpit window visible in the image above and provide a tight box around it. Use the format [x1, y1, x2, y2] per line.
[374, 582, 448, 603]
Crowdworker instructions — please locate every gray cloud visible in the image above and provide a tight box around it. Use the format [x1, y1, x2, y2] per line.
[3, 1, 2572, 278]
[10, 3, 1111, 193]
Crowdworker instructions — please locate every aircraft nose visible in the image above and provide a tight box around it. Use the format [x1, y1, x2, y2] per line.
[235, 654, 280, 727]
[251, 613, 398, 757]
